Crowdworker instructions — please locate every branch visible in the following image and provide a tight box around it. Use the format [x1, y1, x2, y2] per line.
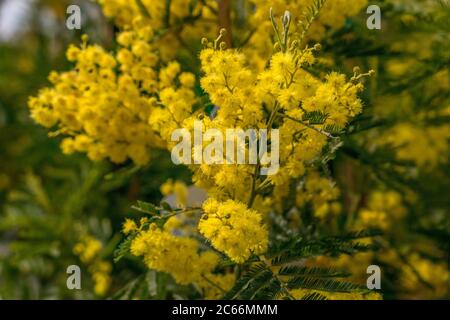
[218, 0, 233, 47]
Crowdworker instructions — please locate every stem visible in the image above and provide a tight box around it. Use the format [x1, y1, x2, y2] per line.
[270, 8, 284, 52]
[127, 176, 141, 202]
[247, 164, 260, 208]
[135, 0, 151, 18]
[246, 101, 283, 208]
[165, 0, 172, 28]
[267, 102, 281, 129]
[200, 0, 218, 15]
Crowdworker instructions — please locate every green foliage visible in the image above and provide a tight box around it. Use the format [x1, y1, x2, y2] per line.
[298, 0, 328, 45]
[302, 110, 329, 125]
[221, 230, 379, 300]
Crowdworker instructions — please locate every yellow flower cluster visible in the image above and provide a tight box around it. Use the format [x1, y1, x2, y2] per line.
[246, 0, 368, 68]
[98, 0, 217, 61]
[130, 224, 217, 284]
[200, 47, 264, 128]
[141, 20, 367, 265]
[34, 1, 372, 293]
[29, 29, 161, 165]
[357, 190, 406, 230]
[98, 0, 215, 29]
[178, 44, 365, 211]
[97, 0, 367, 67]
[199, 199, 268, 264]
[130, 222, 234, 297]
[296, 171, 341, 219]
[401, 253, 449, 298]
[73, 235, 112, 296]
[181, 48, 264, 203]
[29, 17, 198, 166]
[122, 218, 138, 235]
[148, 62, 197, 145]
[269, 56, 365, 194]
[89, 261, 112, 297]
[73, 235, 102, 263]
[371, 68, 450, 170]
[378, 123, 450, 169]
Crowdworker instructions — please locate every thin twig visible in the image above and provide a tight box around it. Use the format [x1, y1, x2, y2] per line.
[201, 275, 227, 293]
[247, 164, 260, 208]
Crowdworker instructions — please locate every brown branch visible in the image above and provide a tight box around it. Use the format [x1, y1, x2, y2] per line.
[218, 0, 232, 47]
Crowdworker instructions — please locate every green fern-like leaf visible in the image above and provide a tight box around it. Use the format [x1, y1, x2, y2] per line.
[303, 111, 329, 125]
[278, 266, 351, 278]
[298, 0, 327, 45]
[286, 277, 368, 293]
[269, 231, 380, 265]
[113, 233, 135, 263]
[270, 241, 328, 265]
[301, 292, 328, 300]
[223, 263, 271, 300]
[323, 124, 343, 135]
[324, 229, 384, 242]
[250, 278, 284, 300]
[239, 269, 277, 300]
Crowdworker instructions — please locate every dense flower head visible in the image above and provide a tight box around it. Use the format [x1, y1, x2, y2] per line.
[199, 199, 269, 263]
[148, 62, 197, 143]
[199, 48, 264, 128]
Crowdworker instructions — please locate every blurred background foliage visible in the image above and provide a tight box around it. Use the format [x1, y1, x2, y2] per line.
[0, 0, 448, 299]
[0, 0, 191, 298]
